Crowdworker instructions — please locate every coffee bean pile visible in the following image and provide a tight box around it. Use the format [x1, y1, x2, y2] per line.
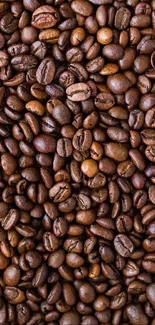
[0, 0, 155, 324]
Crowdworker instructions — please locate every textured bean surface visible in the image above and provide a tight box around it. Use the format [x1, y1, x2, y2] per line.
[0, 1, 155, 325]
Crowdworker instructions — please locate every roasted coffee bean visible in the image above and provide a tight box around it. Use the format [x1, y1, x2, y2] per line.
[115, 7, 131, 30]
[126, 304, 149, 325]
[73, 128, 92, 151]
[107, 73, 131, 94]
[36, 58, 55, 85]
[32, 6, 59, 29]
[33, 134, 56, 153]
[114, 234, 134, 257]
[66, 83, 91, 101]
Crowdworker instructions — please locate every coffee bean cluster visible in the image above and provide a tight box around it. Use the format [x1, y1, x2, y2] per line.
[0, 0, 155, 324]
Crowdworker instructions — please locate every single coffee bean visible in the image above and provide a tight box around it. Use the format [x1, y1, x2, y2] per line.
[107, 73, 131, 94]
[32, 5, 59, 29]
[33, 134, 56, 153]
[73, 128, 92, 151]
[60, 311, 81, 325]
[126, 304, 149, 325]
[3, 264, 20, 286]
[66, 83, 91, 101]
[114, 7, 131, 30]
[104, 142, 128, 162]
[36, 57, 55, 85]
[57, 138, 73, 157]
[114, 234, 134, 257]
[97, 27, 113, 45]
[1, 153, 17, 175]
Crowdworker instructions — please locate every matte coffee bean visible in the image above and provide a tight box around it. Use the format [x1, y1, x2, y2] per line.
[32, 6, 59, 29]
[50, 101, 71, 126]
[97, 27, 113, 45]
[11, 55, 38, 71]
[115, 7, 131, 30]
[73, 128, 92, 151]
[76, 209, 95, 225]
[95, 92, 115, 110]
[114, 234, 134, 257]
[36, 57, 55, 85]
[79, 283, 95, 303]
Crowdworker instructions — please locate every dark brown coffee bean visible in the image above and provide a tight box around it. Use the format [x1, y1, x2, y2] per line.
[95, 92, 115, 110]
[0, 12, 18, 34]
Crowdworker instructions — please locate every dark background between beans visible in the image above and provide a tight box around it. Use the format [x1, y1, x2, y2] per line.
[0, 0, 155, 324]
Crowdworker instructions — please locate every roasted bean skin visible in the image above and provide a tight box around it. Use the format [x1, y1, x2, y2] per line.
[0, 1, 155, 324]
